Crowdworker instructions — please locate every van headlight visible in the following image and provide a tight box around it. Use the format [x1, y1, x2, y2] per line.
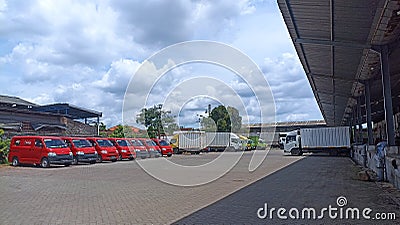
[121, 150, 127, 153]
[101, 150, 107, 154]
[162, 148, 166, 151]
[48, 152, 57, 157]
[69, 152, 73, 156]
[76, 151, 84, 155]
[94, 151, 98, 154]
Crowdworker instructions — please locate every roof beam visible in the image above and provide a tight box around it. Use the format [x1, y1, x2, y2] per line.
[317, 90, 350, 98]
[294, 38, 371, 49]
[308, 73, 355, 82]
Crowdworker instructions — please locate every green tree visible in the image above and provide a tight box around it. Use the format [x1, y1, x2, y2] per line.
[136, 104, 177, 138]
[209, 105, 242, 132]
[109, 124, 137, 138]
[227, 106, 242, 132]
[201, 117, 217, 132]
[0, 129, 11, 164]
[109, 124, 124, 138]
[99, 122, 107, 131]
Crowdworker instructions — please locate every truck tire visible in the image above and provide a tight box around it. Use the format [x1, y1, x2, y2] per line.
[291, 148, 302, 156]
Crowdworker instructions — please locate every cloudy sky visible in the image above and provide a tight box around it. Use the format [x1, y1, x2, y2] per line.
[0, 0, 323, 128]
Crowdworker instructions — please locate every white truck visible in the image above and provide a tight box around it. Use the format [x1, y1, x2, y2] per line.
[205, 132, 242, 152]
[170, 131, 242, 153]
[172, 131, 206, 154]
[284, 127, 350, 156]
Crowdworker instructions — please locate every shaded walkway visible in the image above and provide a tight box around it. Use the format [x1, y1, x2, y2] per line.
[174, 155, 400, 224]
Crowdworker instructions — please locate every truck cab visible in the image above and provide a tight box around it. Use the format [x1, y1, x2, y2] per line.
[229, 133, 242, 151]
[283, 130, 302, 156]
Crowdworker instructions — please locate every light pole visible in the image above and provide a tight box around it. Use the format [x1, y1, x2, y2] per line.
[197, 114, 204, 131]
[157, 104, 162, 139]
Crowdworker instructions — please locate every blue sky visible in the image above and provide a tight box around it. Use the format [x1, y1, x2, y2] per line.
[0, 0, 323, 128]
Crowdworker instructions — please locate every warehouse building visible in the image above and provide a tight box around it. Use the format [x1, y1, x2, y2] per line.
[0, 95, 102, 137]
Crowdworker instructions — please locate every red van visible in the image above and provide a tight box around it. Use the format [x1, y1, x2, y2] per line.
[8, 136, 73, 168]
[86, 137, 118, 162]
[138, 138, 162, 158]
[128, 138, 150, 159]
[108, 138, 136, 160]
[62, 137, 98, 165]
[152, 138, 173, 157]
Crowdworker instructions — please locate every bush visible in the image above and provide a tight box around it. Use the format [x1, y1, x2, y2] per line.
[0, 129, 10, 164]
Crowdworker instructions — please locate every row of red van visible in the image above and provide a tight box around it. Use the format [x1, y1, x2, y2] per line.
[7, 136, 173, 168]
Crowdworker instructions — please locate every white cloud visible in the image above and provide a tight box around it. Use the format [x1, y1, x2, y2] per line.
[0, 0, 323, 128]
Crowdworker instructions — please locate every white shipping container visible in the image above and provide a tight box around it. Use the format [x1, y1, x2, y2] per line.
[301, 127, 350, 149]
[205, 132, 231, 147]
[178, 131, 206, 151]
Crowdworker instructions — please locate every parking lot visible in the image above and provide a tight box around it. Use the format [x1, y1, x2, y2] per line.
[0, 150, 302, 225]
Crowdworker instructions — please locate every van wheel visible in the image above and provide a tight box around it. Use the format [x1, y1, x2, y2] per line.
[118, 155, 122, 161]
[12, 157, 19, 167]
[72, 156, 78, 165]
[41, 158, 50, 168]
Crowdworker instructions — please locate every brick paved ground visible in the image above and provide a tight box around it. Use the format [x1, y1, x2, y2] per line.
[174, 155, 400, 225]
[2, 150, 399, 225]
[0, 150, 302, 225]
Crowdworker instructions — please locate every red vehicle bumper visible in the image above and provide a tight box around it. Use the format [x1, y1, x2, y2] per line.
[119, 150, 136, 160]
[99, 153, 118, 161]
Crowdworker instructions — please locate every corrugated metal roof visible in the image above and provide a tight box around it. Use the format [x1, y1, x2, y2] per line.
[0, 95, 37, 107]
[33, 103, 102, 119]
[278, 0, 400, 126]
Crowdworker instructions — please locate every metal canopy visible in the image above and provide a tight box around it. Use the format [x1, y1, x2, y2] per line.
[278, 0, 400, 126]
[33, 103, 102, 120]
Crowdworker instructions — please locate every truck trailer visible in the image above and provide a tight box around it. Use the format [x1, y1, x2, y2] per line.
[205, 132, 242, 152]
[284, 127, 350, 156]
[170, 131, 242, 153]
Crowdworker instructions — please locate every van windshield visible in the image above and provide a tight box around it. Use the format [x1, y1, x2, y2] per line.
[44, 139, 67, 148]
[72, 139, 92, 148]
[159, 140, 170, 146]
[116, 140, 130, 146]
[131, 140, 144, 146]
[146, 140, 157, 146]
[96, 139, 113, 147]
